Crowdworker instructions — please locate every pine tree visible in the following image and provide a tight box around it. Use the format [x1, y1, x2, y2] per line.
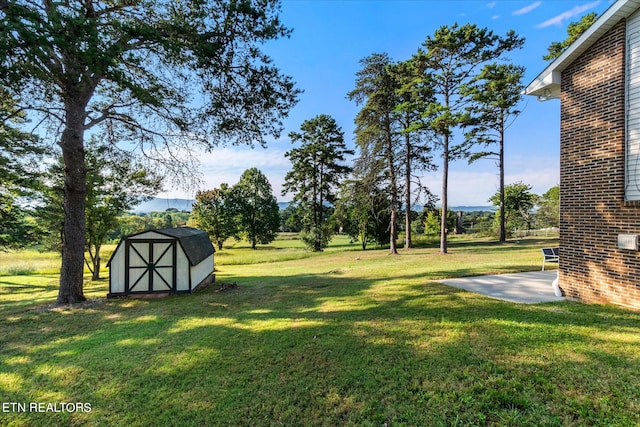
[462, 63, 525, 242]
[348, 53, 401, 254]
[283, 114, 353, 251]
[412, 23, 524, 253]
[544, 13, 598, 61]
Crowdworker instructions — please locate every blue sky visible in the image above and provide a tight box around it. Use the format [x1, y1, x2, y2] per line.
[159, 0, 614, 205]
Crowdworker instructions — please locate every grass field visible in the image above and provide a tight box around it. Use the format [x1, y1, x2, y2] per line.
[1, 235, 639, 426]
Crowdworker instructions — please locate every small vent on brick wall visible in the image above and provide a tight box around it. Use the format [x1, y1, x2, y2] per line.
[617, 234, 639, 251]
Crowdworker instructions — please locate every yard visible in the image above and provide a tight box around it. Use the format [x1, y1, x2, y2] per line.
[1, 235, 639, 426]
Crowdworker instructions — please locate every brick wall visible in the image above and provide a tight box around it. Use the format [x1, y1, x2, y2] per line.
[560, 18, 640, 310]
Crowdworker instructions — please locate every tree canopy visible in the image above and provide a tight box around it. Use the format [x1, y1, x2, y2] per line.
[191, 184, 237, 250]
[489, 182, 536, 234]
[0, 0, 299, 303]
[0, 89, 47, 250]
[234, 168, 280, 249]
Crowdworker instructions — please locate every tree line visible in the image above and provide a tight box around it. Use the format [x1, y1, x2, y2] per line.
[244, 23, 527, 253]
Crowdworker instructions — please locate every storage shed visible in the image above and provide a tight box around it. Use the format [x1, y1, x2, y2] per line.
[107, 227, 215, 297]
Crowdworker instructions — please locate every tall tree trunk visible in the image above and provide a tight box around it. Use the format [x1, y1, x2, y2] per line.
[91, 245, 101, 280]
[387, 119, 398, 255]
[317, 163, 324, 252]
[440, 134, 449, 254]
[499, 129, 506, 242]
[404, 132, 412, 249]
[57, 102, 88, 304]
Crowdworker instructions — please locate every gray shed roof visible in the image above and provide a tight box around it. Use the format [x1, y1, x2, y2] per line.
[152, 227, 215, 266]
[107, 227, 215, 268]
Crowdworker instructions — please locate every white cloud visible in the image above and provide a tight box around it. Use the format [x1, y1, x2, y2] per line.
[487, 1, 497, 8]
[157, 146, 291, 200]
[536, 1, 601, 28]
[513, 1, 542, 16]
[418, 159, 559, 207]
[157, 146, 559, 207]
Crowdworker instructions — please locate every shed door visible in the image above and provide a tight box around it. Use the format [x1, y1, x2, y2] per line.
[125, 239, 176, 293]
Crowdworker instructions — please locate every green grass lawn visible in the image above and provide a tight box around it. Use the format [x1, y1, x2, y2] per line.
[1, 235, 639, 426]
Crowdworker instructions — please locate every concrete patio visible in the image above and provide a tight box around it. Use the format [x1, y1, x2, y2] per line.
[438, 270, 565, 304]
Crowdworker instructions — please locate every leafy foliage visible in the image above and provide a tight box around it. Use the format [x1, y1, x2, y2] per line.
[334, 179, 391, 250]
[489, 182, 536, 234]
[38, 138, 162, 278]
[279, 203, 303, 233]
[233, 168, 280, 249]
[536, 185, 560, 229]
[423, 208, 456, 236]
[0, 89, 47, 250]
[191, 184, 237, 250]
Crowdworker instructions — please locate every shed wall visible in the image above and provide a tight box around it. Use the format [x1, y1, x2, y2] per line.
[190, 254, 214, 290]
[176, 246, 190, 292]
[560, 17, 640, 309]
[109, 242, 125, 294]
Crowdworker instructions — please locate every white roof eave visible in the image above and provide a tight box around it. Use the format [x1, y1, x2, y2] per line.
[525, 70, 561, 100]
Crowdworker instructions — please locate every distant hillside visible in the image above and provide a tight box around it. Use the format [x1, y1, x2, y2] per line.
[452, 206, 497, 213]
[132, 198, 195, 213]
[276, 201, 494, 213]
[131, 198, 496, 214]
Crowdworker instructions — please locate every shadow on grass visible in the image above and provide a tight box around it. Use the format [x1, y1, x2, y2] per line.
[1, 264, 638, 426]
[0, 279, 59, 292]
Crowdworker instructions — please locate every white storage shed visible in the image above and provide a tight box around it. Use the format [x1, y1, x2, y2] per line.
[107, 227, 215, 297]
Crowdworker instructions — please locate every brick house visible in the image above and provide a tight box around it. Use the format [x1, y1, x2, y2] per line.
[526, 0, 640, 310]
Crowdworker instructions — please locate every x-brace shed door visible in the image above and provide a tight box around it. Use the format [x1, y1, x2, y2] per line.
[125, 239, 177, 293]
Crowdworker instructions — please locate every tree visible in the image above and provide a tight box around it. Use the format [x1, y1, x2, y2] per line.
[283, 114, 353, 251]
[39, 138, 163, 279]
[537, 185, 560, 229]
[489, 182, 536, 235]
[0, 89, 47, 250]
[462, 63, 525, 242]
[279, 203, 303, 233]
[0, 194, 39, 251]
[191, 184, 237, 250]
[334, 178, 390, 250]
[391, 59, 437, 249]
[0, 1, 299, 303]
[423, 208, 456, 236]
[413, 23, 524, 254]
[348, 53, 402, 254]
[544, 12, 598, 61]
[233, 168, 280, 249]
